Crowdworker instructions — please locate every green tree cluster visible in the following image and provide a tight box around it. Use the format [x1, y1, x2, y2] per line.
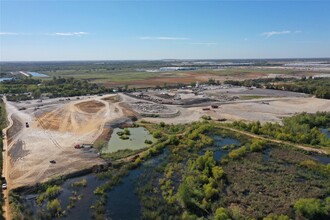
[232, 112, 330, 147]
[294, 197, 330, 219]
[177, 151, 225, 218]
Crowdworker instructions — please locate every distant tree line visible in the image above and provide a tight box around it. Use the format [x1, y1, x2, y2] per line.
[0, 77, 111, 101]
[224, 77, 330, 99]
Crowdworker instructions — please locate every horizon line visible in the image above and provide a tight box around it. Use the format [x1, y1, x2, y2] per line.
[1, 57, 330, 63]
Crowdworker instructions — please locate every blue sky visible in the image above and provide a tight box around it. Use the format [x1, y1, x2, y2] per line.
[1, 0, 329, 61]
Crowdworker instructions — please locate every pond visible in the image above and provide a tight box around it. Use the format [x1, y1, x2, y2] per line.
[27, 71, 49, 77]
[200, 135, 240, 161]
[59, 175, 106, 219]
[0, 77, 13, 82]
[23, 174, 106, 219]
[321, 128, 330, 138]
[312, 155, 330, 165]
[105, 168, 142, 219]
[22, 148, 168, 219]
[263, 148, 271, 162]
[102, 127, 154, 154]
[106, 149, 168, 220]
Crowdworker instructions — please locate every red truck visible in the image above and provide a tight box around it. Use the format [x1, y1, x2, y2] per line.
[74, 144, 82, 149]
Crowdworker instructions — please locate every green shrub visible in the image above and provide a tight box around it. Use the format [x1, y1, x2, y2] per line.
[294, 198, 326, 219]
[153, 131, 162, 139]
[116, 131, 124, 136]
[144, 139, 153, 144]
[71, 179, 87, 188]
[47, 199, 62, 217]
[124, 128, 130, 135]
[37, 185, 62, 205]
[228, 146, 247, 160]
[214, 207, 230, 220]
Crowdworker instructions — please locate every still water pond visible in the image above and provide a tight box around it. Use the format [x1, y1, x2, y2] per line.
[102, 127, 154, 154]
[200, 135, 240, 161]
[24, 174, 106, 219]
[0, 77, 13, 82]
[27, 71, 49, 77]
[321, 128, 330, 138]
[105, 149, 169, 220]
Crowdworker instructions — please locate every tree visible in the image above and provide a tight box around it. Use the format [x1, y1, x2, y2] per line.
[294, 198, 325, 219]
[32, 89, 41, 99]
[212, 166, 224, 180]
[214, 208, 230, 220]
[177, 182, 192, 208]
[159, 122, 166, 127]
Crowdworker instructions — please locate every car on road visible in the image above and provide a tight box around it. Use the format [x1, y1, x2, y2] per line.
[49, 160, 56, 164]
[1, 177, 7, 190]
[2, 183, 7, 190]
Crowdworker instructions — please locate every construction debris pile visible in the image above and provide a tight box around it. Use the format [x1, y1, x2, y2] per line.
[129, 101, 174, 114]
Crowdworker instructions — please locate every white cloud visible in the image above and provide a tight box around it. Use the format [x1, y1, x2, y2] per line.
[139, 36, 189, 40]
[0, 32, 21, 35]
[1, 32, 90, 37]
[190, 42, 218, 46]
[53, 32, 89, 36]
[261, 30, 302, 38]
[262, 30, 291, 38]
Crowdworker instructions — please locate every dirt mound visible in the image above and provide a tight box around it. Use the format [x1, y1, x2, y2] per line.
[37, 100, 108, 134]
[75, 100, 105, 113]
[101, 95, 119, 103]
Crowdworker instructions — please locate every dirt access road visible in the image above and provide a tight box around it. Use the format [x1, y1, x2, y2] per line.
[2, 96, 13, 220]
[216, 125, 329, 155]
[3, 94, 126, 190]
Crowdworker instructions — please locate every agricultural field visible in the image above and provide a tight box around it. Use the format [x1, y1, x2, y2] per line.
[2, 60, 330, 88]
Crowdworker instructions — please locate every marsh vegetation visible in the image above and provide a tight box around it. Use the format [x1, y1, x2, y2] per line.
[8, 115, 330, 219]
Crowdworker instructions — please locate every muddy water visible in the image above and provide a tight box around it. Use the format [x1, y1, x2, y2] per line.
[102, 127, 154, 153]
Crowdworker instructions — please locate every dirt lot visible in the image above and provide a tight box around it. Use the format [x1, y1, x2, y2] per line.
[131, 88, 330, 124]
[4, 95, 127, 188]
[143, 96, 330, 124]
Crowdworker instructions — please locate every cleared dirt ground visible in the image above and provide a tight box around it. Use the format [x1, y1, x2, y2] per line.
[4, 95, 126, 188]
[135, 96, 330, 124]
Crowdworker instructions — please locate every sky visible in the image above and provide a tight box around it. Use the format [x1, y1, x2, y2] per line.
[0, 0, 330, 61]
